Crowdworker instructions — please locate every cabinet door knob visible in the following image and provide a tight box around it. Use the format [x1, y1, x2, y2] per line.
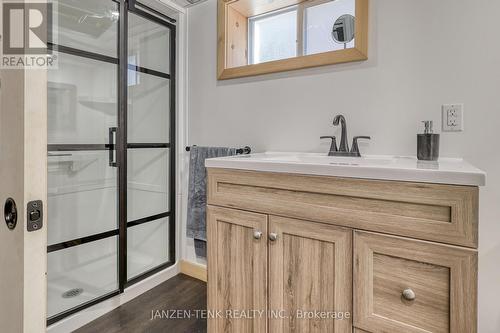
[269, 233, 278, 241]
[253, 230, 263, 240]
[402, 288, 416, 301]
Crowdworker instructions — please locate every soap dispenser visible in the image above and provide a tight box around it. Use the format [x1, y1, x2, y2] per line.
[417, 121, 440, 161]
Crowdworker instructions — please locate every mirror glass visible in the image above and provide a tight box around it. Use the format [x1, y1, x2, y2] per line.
[332, 14, 355, 44]
[225, 0, 356, 68]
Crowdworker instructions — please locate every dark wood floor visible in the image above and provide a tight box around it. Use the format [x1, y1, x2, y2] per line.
[75, 274, 207, 333]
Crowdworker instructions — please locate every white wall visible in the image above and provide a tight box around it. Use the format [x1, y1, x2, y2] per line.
[186, 0, 500, 331]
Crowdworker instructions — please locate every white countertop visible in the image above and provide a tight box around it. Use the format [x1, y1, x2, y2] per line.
[205, 152, 486, 186]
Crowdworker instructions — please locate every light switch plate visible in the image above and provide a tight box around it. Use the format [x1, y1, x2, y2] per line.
[442, 104, 464, 132]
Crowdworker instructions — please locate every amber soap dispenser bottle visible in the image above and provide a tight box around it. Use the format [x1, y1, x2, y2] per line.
[417, 120, 440, 161]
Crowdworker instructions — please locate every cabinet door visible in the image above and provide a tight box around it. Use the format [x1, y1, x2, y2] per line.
[207, 206, 268, 333]
[354, 231, 477, 333]
[269, 216, 352, 333]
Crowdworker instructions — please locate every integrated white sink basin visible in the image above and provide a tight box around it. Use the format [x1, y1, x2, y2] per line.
[205, 152, 486, 186]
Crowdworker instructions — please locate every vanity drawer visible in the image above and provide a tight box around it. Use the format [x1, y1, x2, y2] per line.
[353, 231, 477, 333]
[207, 168, 479, 248]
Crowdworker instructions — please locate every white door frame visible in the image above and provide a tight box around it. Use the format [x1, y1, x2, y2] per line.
[0, 4, 48, 331]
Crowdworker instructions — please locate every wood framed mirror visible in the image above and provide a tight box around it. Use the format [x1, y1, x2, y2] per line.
[217, 0, 368, 79]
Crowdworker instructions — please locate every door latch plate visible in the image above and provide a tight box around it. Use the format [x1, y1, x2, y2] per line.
[27, 200, 43, 232]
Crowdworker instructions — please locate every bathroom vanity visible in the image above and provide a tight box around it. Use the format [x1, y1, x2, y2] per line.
[205, 153, 485, 333]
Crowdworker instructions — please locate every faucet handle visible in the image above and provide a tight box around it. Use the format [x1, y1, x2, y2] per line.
[351, 136, 371, 157]
[320, 136, 338, 155]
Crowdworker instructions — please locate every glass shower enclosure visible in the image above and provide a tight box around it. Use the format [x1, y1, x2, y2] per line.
[46, 0, 175, 324]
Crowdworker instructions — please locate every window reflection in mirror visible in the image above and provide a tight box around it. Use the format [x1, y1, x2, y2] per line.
[249, 7, 298, 65]
[304, 0, 355, 54]
[228, 0, 356, 67]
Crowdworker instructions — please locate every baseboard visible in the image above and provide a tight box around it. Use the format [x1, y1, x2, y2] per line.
[47, 263, 179, 333]
[180, 260, 207, 282]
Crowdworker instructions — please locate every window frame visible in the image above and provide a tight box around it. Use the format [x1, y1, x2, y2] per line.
[298, 0, 339, 56]
[218, 0, 368, 79]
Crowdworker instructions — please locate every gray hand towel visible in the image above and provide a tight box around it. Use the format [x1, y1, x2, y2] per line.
[186, 146, 237, 257]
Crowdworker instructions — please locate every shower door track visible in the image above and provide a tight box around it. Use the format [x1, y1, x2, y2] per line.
[47, 0, 176, 326]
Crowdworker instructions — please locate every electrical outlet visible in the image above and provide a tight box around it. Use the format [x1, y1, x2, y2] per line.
[442, 104, 464, 132]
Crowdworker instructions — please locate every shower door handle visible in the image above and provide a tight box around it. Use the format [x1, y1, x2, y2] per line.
[108, 127, 117, 167]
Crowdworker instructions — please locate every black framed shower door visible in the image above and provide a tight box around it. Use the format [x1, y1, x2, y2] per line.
[47, 0, 176, 325]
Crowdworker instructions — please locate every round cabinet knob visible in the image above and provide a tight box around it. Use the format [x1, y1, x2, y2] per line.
[253, 230, 262, 240]
[402, 288, 416, 301]
[269, 233, 278, 242]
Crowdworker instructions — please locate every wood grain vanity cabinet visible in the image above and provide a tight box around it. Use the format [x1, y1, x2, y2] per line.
[206, 168, 479, 333]
[268, 216, 352, 333]
[207, 206, 268, 332]
[354, 231, 477, 333]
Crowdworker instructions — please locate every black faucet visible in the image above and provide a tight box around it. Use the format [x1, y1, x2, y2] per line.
[333, 115, 349, 152]
[321, 115, 371, 157]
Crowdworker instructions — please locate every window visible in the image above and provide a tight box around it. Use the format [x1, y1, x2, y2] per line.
[248, 0, 355, 64]
[248, 7, 297, 65]
[303, 0, 355, 55]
